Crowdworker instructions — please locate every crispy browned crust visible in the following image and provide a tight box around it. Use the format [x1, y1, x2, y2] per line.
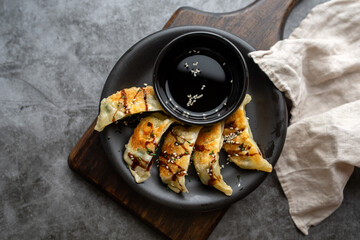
[95, 86, 162, 131]
[159, 125, 201, 193]
[193, 122, 233, 196]
[123, 113, 175, 183]
[223, 95, 272, 173]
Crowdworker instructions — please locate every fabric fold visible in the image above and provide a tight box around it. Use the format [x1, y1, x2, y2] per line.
[249, 0, 360, 235]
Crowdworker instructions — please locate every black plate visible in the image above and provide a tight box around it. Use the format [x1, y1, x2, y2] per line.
[99, 26, 287, 212]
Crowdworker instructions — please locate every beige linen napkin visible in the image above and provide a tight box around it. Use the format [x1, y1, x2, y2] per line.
[249, 0, 360, 235]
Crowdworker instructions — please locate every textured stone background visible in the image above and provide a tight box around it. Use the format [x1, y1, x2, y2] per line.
[1, 0, 359, 239]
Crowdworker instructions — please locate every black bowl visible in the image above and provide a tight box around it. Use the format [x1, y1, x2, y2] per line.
[153, 31, 248, 125]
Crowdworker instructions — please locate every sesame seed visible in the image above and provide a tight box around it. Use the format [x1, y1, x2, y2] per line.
[144, 83, 148, 86]
[187, 93, 204, 107]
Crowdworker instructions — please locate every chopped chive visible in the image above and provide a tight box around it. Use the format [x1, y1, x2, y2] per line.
[209, 151, 214, 155]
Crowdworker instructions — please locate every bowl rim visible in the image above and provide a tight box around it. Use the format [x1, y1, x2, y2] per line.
[153, 30, 249, 125]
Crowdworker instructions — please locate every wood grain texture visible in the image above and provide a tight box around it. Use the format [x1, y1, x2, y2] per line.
[164, 0, 300, 50]
[68, 0, 297, 239]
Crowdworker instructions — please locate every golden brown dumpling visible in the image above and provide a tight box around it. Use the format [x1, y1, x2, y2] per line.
[123, 113, 175, 183]
[95, 86, 162, 132]
[193, 122, 233, 196]
[159, 125, 202, 193]
[223, 94, 272, 172]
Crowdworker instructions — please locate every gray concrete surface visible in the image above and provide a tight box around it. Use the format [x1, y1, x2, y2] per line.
[1, 0, 359, 239]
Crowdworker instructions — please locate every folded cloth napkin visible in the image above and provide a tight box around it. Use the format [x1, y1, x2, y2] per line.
[249, 0, 360, 235]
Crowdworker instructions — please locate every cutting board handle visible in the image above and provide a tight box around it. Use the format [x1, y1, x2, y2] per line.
[164, 0, 300, 50]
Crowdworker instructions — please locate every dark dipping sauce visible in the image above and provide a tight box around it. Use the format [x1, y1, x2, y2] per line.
[153, 31, 248, 125]
[164, 52, 232, 114]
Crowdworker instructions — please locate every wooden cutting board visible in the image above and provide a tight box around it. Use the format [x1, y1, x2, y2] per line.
[68, 0, 298, 239]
